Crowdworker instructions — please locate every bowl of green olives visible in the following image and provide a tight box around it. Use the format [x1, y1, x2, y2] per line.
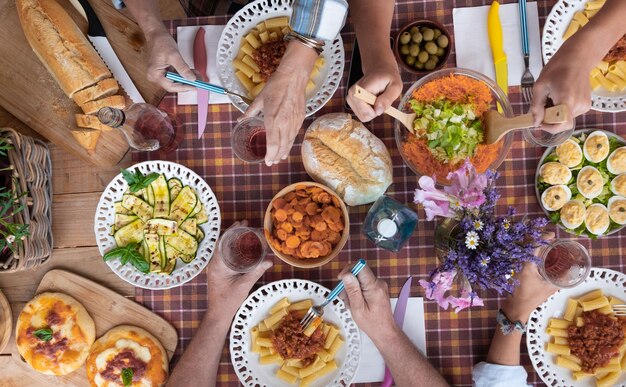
[395, 20, 452, 74]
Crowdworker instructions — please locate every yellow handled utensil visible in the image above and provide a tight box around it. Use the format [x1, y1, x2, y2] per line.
[488, 1, 508, 113]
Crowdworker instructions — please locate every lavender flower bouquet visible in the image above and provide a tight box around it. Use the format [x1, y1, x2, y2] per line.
[415, 161, 548, 312]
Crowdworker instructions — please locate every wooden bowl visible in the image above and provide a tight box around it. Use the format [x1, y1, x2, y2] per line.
[0, 289, 12, 353]
[264, 182, 350, 269]
[394, 19, 452, 75]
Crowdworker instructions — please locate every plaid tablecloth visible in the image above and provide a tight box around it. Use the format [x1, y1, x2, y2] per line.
[132, 1, 626, 385]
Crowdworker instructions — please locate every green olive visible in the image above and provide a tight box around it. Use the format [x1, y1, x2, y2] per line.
[425, 41, 438, 55]
[411, 32, 423, 44]
[399, 32, 411, 45]
[437, 35, 449, 48]
[433, 29, 442, 39]
[414, 61, 425, 70]
[436, 47, 445, 56]
[417, 51, 429, 63]
[430, 54, 440, 63]
[422, 28, 434, 41]
[409, 26, 419, 35]
[425, 58, 437, 70]
[409, 44, 420, 57]
[400, 45, 410, 55]
[405, 55, 416, 65]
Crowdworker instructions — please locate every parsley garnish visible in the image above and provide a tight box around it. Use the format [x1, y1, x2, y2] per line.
[33, 328, 53, 342]
[121, 368, 133, 386]
[121, 168, 159, 193]
[103, 242, 149, 274]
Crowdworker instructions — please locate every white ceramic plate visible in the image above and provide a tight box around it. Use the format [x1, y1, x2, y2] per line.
[230, 279, 361, 387]
[94, 160, 221, 290]
[527, 268, 626, 387]
[542, 0, 626, 112]
[216, 0, 344, 115]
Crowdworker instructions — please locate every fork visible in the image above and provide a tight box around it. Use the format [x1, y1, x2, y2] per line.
[519, 0, 535, 105]
[614, 304, 626, 317]
[165, 71, 254, 105]
[300, 259, 367, 330]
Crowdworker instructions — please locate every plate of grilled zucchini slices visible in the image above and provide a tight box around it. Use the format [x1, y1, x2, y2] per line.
[95, 161, 221, 289]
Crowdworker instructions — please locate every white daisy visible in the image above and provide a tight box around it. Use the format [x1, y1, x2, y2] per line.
[465, 231, 480, 250]
[503, 219, 511, 230]
[473, 220, 484, 231]
[480, 257, 490, 266]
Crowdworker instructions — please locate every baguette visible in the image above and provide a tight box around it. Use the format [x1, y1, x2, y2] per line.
[80, 95, 126, 115]
[16, 0, 111, 97]
[75, 114, 114, 132]
[72, 79, 119, 106]
[71, 128, 101, 153]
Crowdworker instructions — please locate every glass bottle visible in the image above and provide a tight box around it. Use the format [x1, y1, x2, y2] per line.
[97, 104, 179, 152]
[362, 195, 418, 252]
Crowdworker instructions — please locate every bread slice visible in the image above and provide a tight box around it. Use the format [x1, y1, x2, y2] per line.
[16, 0, 111, 97]
[71, 128, 101, 153]
[75, 114, 114, 132]
[72, 79, 119, 106]
[80, 95, 126, 115]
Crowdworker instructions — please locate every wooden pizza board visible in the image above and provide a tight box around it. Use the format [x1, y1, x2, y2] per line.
[0, 0, 167, 167]
[10, 269, 177, 385]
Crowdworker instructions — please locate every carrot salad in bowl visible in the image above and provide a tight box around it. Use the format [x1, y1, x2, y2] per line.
[402, 74, 503, 182]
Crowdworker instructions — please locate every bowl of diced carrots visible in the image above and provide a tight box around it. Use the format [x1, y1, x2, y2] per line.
[264, 182, 350, 268]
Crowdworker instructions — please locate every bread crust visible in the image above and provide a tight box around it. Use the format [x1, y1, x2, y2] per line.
[73, 78, 120, 106]
[16, 292, 96, 375]
[86, 325, 168, 387]
[302, 113, 393, 206]
[16, 0, 111, 97]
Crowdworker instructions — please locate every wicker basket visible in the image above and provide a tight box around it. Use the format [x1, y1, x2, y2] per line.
[0, 128, 53, 272]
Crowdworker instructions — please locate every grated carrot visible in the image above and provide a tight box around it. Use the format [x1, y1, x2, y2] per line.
[411, 74, 493, 117]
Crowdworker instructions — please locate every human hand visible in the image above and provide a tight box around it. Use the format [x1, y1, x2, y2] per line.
[502, 233, 558, 323]
[207, 221, 273, 316]
[530, 51, 592, 134]
[241, 42, 317, 166]
[338, 263, 397, 340]
[347, 59, 402, 122]
[144, 26, 196, 93]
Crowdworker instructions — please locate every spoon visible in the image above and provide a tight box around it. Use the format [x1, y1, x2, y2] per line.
[483, 104, 568, 144]
[353, 85, 415, 131]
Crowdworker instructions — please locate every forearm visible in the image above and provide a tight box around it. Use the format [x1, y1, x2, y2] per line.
[553, 0, 626, 70]
[485, 329, 522, 366]
[348, 0, 395, 71]
[122, 0, 166, 37]
[371, 325, 448, 387]
[166, 311, 232, 387]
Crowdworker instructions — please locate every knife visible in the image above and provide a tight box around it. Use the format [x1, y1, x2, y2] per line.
[71, 0, 145, 104]
[381, 276, 413, 387]
[487, 0, 507, 113]
[193, 27, 209, 139]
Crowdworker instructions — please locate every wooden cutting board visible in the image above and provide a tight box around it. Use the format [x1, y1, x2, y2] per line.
[10, 269, 177, 386]
[0, 0, 167, 167]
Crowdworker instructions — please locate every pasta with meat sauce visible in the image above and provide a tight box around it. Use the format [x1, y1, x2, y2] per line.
[250, 298, 344, 386]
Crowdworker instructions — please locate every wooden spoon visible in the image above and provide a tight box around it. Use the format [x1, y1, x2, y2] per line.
[484, 104, 569, 144]
[353, 85, 415, 131]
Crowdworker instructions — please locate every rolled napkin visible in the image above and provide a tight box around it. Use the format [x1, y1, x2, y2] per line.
[453, 2, 543, 87]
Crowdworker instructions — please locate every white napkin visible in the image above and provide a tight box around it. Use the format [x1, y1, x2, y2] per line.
[353, 297, 426, 383]
[453, 2, 543, 87]
[176, 25, 231, 105]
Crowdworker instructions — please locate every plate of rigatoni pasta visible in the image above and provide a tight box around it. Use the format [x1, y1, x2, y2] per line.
[543, 0, 626, 112]
[216, 0, 344, 115]
[527, 268, 626, 387]
[229, 279, 360, 387]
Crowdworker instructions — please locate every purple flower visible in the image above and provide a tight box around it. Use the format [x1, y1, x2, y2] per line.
[419, 270, 455, 310]
[414, 175, 455, 220]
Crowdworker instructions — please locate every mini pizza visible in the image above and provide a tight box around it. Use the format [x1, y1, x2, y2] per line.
[16, 292, 96, 375]
[86, 325, 168, 387]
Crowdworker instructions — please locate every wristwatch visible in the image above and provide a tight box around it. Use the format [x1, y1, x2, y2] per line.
[496, 309, 527, 335]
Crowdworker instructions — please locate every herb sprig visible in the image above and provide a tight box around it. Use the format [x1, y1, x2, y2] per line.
[121, 368, 134, 386]
[121, 168, 159, 193]
[103, 242, 149, 273]
[0, 138, 11, 157]
[33, 328, 53, 342]
[0, 186, 29, 255]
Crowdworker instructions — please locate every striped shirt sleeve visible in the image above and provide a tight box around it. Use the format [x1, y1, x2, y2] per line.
[290, 0, 348, 42]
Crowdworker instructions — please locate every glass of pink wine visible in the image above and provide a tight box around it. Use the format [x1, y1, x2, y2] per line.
[218, 226, 267, 273]
[231, 117, 266, 163]
[537, 240, 591, 288]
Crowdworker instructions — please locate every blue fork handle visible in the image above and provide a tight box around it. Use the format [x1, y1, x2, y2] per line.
[324, 259, 367, 305]
[165, 71, 227, 95]
[519, 0, 529, 56]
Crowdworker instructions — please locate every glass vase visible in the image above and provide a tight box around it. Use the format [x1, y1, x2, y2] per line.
[434, 218, 460, 262]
